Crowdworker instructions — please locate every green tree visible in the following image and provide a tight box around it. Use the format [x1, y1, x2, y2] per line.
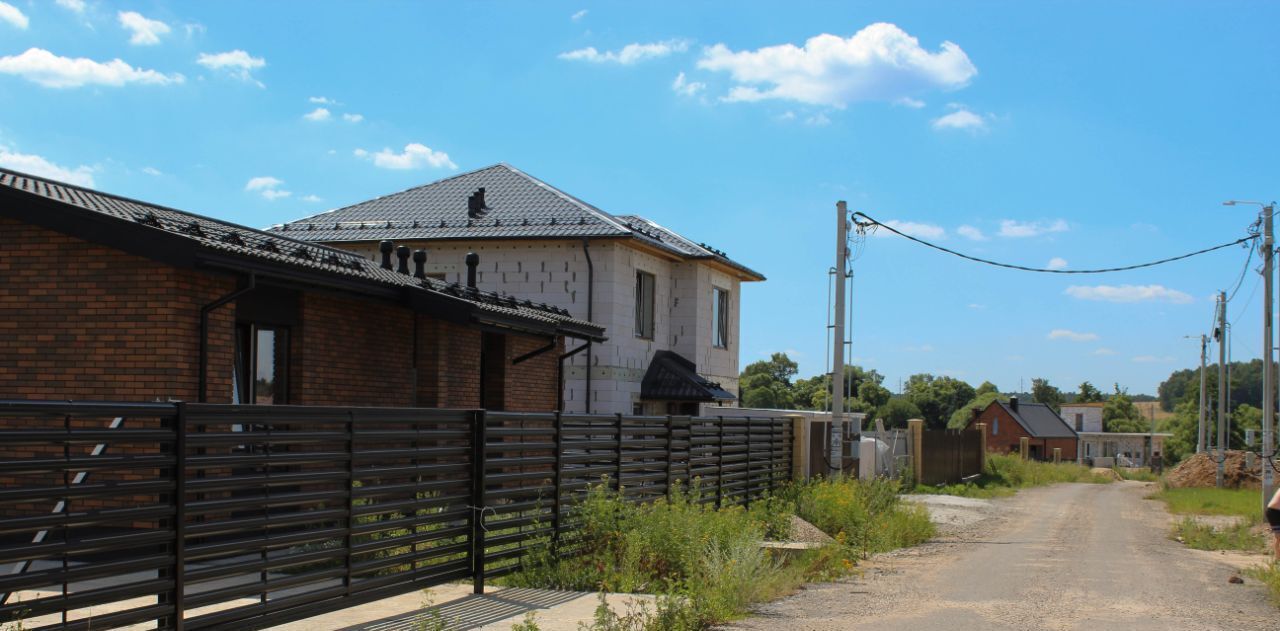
[1031, 378, 1063, 412]
[857, 382, 892, 409]
[975, 381, 999, 397]
[740, 353, 798, 384]
[1103, 385, 1146, 432]
[903, 374, 976, 430]
[738, 353, 798, 409]
[875, 398, 923, 429]
[947, 390, 1009, 429]
[1076, 381, 1104, 403]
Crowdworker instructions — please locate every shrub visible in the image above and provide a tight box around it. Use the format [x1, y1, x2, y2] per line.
[784, 476, 934, 557]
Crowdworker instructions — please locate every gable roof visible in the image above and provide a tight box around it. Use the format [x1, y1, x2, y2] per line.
[269, 163, 764, 280]
[993, 400, 1078, 439]
[0, 167, 605, 342]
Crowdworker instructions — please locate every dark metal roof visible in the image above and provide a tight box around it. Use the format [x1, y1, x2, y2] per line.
[270, 163, 765, 280]
[641, 351, 737, 402]
[995, 400, 1078, 439]
[0, 167, 605, 341]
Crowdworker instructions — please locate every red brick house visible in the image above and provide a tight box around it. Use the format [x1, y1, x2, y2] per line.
[966, 397, 1078, 461]
[0, 167, 605, 410]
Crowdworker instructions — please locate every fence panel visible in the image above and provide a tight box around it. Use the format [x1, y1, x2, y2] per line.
[919, 428, 983, 486]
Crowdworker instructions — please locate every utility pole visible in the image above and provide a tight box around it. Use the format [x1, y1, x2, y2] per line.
[1262, 203, 1275, 513]
[1217, 290, 1228, 489]
[830, 201, 848, 477]
[1198, 335, 1208, 454]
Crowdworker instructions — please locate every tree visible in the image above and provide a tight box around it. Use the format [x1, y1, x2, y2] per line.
[793, 365, 886, 413]
[1076, 381, 1104, 403]
[857, 382, 892, 409]
[947, 390, 1009, 428]
[1103, 385, 1146, 432]
[903, 374, 976, 430]
[975, 381, 999, 397]
[1031, 378, 1063, 412]
[738, 353, 798, 409]
[741, 353, 798, 384]
[875, 398, 922, 429]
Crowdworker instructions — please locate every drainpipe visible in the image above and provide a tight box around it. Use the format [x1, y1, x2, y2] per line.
[581, 239, 594, 414]
[199, 273, 256, 403]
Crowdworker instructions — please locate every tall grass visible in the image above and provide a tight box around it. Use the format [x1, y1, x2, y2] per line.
[1150, 487, 1263, 521]
[921, 453, 1113, 498]
[783, 476, 934, 557]
[1172, 517, 1266, 552]
[1246, 563, 1280, 606]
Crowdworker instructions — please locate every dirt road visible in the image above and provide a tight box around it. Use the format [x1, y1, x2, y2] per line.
[729, 482, 1276, 630]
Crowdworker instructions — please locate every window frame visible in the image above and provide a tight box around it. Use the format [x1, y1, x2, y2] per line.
[712, 286, 730, 349]
[234, 323, 290, 405]
[635, 270, 656, 340]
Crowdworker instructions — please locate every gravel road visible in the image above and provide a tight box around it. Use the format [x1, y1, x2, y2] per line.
[728, 481, 1276, 630]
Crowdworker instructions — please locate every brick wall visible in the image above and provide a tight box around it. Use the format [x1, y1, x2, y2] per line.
[291, 292, 416, 407]
[503, 334, 562, 412]
[0, 216, 236, 403]
[968, 403, 1078, 460]
[416, 317, 482, 409]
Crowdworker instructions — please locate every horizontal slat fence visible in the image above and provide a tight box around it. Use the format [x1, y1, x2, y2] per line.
[0, 401, 791, 631]
[919, 428, 984, 486]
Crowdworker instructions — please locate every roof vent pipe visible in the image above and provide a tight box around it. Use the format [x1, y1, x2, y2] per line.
[1009, 396, 1019, 412]
[467, 188, 490, 218]
[465, 252, 480, 288]
[412, 249, 427, 279]
[396, 245, 411, 275]
[379, 240, 394, 270]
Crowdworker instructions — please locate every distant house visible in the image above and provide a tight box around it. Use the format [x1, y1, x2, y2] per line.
[0, 167, 604, 410]
[1076, 431, 1172, 467]
[271, 163, 765, 415]
[966, 397, 1078, 461]
[1059, 402, 1104, 433]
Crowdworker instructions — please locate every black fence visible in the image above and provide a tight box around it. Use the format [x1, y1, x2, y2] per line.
[0, 401, 793, 631]
[918, 428, 983, 486]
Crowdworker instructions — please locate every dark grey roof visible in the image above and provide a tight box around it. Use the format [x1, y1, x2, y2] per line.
[270, 163, 764, 280]
[0, 167, 604, 341]
[641, 351, 737, 402]
[996, 401, 1078, 439]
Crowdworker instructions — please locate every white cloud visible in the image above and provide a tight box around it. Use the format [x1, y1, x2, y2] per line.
[183, 23, 206, 38]
[1048, 329, 1099, 342]
[672, 72, 705, 97]
[1093, 348, 1117, 356]
[355, 143, 457, 170]
[871, 220, 945, 239]
[777, 111, 796, 121]
[56, 0, 86, 13]
[894, 97, 925, 108]
[1064, 284, 1194, 304]
[967, 303, 986, 310]
[142, 166, 162, 176]
[0, 148, 94, 186]
[342, 113, 363, 122]
[309, 96, 335, 104]
[696, 22, 976, 107]
[1047, 257, 1068, 270]
[559, 39, 690, 65]
[301, 194, 323, 203]
[956, 225, 986, 241]
[998, 219, 1068, 238]
[0, 48, 184, 88]
[196, 50, 265, 85]
[118, 11, 170, 45]
[931, 108, 987, 132]
[571, 9, 588, 22]
[0, 2, 28, 30]
[1132, 355, 1175, 364]
[303, 107, 331, 122]
[804, 112, 831, 126]
[245, 176, 290, 201]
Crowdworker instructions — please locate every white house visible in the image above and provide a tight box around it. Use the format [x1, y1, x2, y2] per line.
[1059, 403, 1104, 433]
[271, 163, 765, 415]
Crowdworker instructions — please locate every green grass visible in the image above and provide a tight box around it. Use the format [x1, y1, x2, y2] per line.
[915, 453, 1113, 499]
[501, 477, 931, 630]
[1172, 517, 1266, 552]
[1149, 487, 1263, 521]
[1245, 562, 1280, 606]
[1114, 467, 1159, 482]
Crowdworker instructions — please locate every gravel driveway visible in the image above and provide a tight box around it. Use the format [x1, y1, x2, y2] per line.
[726, 481, 1276, 630]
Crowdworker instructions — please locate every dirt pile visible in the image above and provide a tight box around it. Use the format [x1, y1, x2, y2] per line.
[788, 515, 835, 544]
[1164, 451, 1261, 489]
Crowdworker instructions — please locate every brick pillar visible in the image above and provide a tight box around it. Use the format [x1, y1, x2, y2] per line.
[908, 419, 924, 484]
[1053, 447, 1061, 463]
[975, 423, 987, 472]
[1019, 436, 1030, 460]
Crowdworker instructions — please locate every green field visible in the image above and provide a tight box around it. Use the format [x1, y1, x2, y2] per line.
[1150, 487, 1263, 521]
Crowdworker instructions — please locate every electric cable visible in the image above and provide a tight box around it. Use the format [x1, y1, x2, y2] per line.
[854, 212, 1257, 274]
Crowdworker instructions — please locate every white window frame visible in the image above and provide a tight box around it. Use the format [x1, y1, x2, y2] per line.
[712, 286, 729, 349]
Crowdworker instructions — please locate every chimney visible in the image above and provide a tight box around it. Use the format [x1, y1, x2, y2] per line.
[379, 240, 394, 270]
[467, 188, 490, 219]
[1009, 396, 1019, 412]
[412, 249, 427, 279]
[465, 252, 480, 288]
[396, 245, 410, 275]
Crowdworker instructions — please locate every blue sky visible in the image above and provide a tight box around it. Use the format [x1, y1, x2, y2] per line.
[1, 1, 1277, 395]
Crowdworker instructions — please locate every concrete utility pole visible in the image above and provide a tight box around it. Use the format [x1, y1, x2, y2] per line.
[830, 201, 848, 477]
[1262, 204, 1275, 512]
[1217, 290, 1228, 489]
[1198, 335, 1208, 454]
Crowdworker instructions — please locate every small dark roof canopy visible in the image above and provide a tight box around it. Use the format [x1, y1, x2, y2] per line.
[992, 399, 1078, 439]
[270, 163, 765, 281]
[641, 351, 737, 402]
[0, 167, 605, 342]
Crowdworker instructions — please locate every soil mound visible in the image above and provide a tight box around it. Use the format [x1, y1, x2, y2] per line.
[1164, 451, 1261, 489]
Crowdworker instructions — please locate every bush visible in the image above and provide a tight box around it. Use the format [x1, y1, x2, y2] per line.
[783, 476, 934, 557]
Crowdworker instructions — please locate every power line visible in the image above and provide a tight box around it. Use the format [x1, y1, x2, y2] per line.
[854, 212, 1256, 274]
[1225, 241, 1257, 304]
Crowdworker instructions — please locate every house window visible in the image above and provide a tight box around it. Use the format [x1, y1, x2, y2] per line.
[635, 271, 655, 339]
[992, 418, 998, 435]
[1075, 413, 1084, 431]
[712, 287, 729, 349]
[235, 324, 289, 405]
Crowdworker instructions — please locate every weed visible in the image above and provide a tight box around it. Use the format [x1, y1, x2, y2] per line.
[1245, 562, 1280, 606]
[1172, 517, 1266, 552]
[784, 476, 934, 557]
[510, 612, 541, 631]
[1150, 487, 1263, 521]
[918, 454, 1112, 498]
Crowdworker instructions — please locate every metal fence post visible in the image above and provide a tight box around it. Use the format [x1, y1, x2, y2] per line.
[716, 417, 724, 509]
[345, 411, 355, 595]
[745, 418, 753, 507]
[173, 402, 187, 631]
[470, 410, 487, 595]
[615, 413, 624, 494]
[551, 412, 563, 552]
[665, 416, 674, 499]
